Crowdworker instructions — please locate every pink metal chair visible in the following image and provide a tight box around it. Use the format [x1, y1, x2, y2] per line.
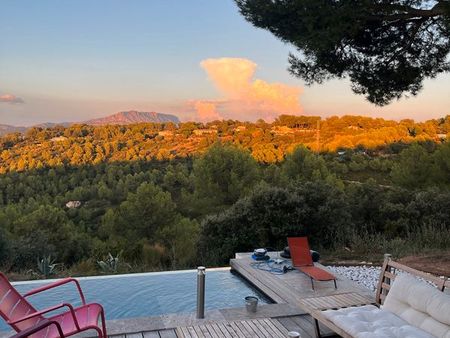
[0, 272, 107, 338]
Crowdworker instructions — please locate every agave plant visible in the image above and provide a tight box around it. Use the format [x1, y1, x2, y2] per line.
[37, 255, 59, 278]
[97, 252, 121, 273]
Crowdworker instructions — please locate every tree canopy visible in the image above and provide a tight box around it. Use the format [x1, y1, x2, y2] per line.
[235, 0, 450, 105]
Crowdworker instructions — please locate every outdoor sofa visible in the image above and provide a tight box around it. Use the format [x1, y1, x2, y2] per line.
[312, 257, 450, 338]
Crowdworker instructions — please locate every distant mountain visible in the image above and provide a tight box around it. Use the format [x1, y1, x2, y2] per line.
[85, 111, 180, 125]
[0, 124, 26, 136]
[0, 111, 180, 136]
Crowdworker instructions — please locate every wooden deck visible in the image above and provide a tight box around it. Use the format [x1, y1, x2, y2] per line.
[230, 252, 374, 305]
[109, 314, 336, 338]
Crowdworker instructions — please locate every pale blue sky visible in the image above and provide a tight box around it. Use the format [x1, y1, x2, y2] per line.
[0, 0, 449, 125]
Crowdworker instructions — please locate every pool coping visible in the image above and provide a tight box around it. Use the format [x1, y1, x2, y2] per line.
[11, 267, 232, 285]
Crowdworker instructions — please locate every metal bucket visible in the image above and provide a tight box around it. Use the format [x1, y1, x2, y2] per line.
[245, 296, 259, 313]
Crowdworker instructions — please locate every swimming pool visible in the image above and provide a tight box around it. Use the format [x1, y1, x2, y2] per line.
[1, 268, 270, 331]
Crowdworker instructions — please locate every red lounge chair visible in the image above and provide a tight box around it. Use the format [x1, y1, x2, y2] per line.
[0, 273, 107, 338]
[287, 237, 337, 290]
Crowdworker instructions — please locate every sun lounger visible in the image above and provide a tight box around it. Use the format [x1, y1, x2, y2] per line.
[287, 237, 337, 290]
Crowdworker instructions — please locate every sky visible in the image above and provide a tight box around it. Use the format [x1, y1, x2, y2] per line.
[0, 0, 449, 126]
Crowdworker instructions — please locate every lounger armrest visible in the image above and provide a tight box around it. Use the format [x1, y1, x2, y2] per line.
[10, 320, 65, 338]
[8, 303, 80, 331]
[24, 278, 86, 305]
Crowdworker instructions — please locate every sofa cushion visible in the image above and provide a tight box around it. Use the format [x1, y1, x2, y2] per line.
[322, 305, 435, 338]
[383, 273, 450, 338]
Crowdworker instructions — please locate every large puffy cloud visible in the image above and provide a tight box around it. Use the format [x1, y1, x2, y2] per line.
[200, 58, 256, 96]
[193, 58, 302, 122]
[0, 94, 24, 104]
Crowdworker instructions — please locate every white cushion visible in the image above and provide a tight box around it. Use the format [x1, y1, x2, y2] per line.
[322, 305, 435, 338]
[383, 274, 450, 338]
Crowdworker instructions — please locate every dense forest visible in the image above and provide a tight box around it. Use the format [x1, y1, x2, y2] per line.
[0, 115, 449, 279]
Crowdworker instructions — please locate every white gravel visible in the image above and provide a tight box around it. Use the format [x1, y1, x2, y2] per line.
[327, 265, 381, 292]
[326, 264, 446, 293]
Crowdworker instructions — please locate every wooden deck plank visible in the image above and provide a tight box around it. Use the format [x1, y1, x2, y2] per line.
[203, 324, 220, 338]
[230, 259, 297, 303]
[207, 323, 225, 338]
[187, 326, 198, 338]
[276, 317, 313, 338]
[228, 321, 248, 337]
[216, 323, 233, 338]
[222, 322, 240, 338]
[159, 329, 178, 338]
[234, 321, 255, 338]
[142, 331, 160, 338]
[246, 319, 269, 338]
[258, 319, 283, 338]
[192, 326, 205, 338]
[263, 318, 288, 337]
[177, 327, 190, 338]
[240, 320, 262, 338]
[126, 333, 144, 338]
[198, 325, 212, 338]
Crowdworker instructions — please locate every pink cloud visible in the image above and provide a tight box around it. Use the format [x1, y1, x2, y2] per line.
[195, 57, 303, 122]
[0, 94, 24, 104]
[194, 101, 223, 122]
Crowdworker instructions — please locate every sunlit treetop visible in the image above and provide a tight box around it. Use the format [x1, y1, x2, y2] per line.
[235, 0, 450, 105]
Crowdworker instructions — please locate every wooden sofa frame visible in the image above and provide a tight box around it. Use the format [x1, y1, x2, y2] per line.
[310, 254, 450, 338]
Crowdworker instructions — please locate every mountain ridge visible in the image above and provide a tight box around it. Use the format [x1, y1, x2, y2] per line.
[85, 111, 179, 125]
[0, 111, 180, 136]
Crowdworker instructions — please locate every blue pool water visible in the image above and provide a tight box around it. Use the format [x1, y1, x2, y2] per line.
[1, 268, 270, 331]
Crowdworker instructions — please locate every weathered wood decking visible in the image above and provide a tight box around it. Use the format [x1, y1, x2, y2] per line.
[230, 252, 374, 305]
[109, 314, 335, 338]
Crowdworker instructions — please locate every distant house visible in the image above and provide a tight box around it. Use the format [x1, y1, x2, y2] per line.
[437, 133, 447, 140]
[271, 126, 294, 135]
[234, 126, 247, 132]
[66, 201, 82, 209]
[158, 131, 173, 137]
[294, 128, 315, 133]
[50, 136, 68, 142]
[193, 129, 217, 136]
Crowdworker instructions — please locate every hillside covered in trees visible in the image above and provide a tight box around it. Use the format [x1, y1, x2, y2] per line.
[1, 114, 449, 173]
[0, 114, 449, 279]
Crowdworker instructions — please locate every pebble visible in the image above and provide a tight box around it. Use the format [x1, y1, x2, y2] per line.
[327, 265, 381, 292]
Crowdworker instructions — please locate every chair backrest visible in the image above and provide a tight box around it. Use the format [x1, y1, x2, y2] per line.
[0, 273, 41, 332]
[375, 256, 449, 306]
[287, 237, 313, 267]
